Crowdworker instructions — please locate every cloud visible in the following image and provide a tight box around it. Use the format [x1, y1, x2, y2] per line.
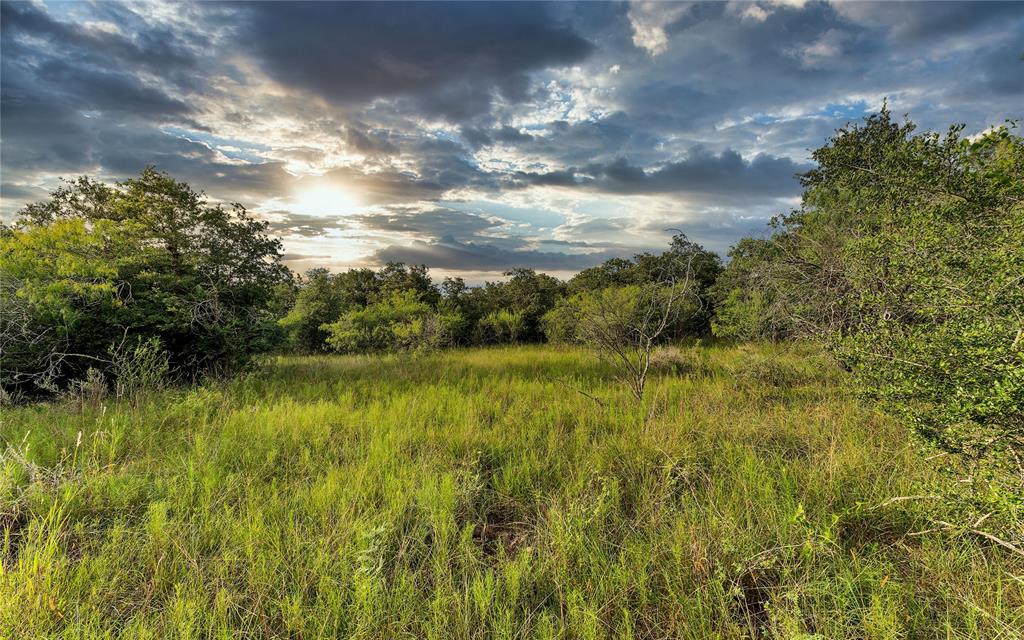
[628, 1, 691, 55]
[235, 1, 594, 121]
[515, 147, 808, 199]
[264, 212, 349, 238]
[792, 28, 849, 69]
[2, 0, 1021, 276]
[352, 206, 506, 240]
[373, 235, 625, 272]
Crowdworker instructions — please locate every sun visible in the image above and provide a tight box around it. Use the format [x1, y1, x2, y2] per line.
[289, 183, 360, 215]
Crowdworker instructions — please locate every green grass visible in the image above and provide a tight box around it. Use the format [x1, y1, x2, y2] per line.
[2, 344, 1022, 638]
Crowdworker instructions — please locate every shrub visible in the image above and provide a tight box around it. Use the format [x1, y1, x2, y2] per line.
[540, 300, 580, 344]
[712, 289, 775, 341]
[475, 310, 526, 345]
[322, 291, 461, 353]
[569, 283, 702, 400]
[713, 109, 1024, 529]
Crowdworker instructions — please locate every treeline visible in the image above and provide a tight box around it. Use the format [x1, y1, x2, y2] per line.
[0, 168, 720, 400]
[277, 233, 721, 354]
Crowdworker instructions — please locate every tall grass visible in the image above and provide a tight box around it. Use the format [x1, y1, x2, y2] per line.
[2, 344, 1022, 638]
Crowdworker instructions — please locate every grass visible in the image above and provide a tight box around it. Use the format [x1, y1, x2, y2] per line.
[2, 343, 1022, 638]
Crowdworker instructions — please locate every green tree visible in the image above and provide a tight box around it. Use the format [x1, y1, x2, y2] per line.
[709, 238, 789, 340]
[715, 109, 1024, 529]
[278, 268, 380, 352]
[466, 269, 564, 343]
[1, 168, 290, 395]
[376, 262, 440, 305]
[568, 282, 700, 400]
[475, 309, 526, 344]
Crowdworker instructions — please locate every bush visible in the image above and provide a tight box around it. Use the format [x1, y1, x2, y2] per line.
[475, 310, 526, 344]
[712, 289, 776, 341]
[713, 109, 1024, 529]
[323, 291, 461, 354]
[540, 300, 580, 344]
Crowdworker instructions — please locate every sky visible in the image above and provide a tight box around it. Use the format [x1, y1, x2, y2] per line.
[2, 1, 1022, 282]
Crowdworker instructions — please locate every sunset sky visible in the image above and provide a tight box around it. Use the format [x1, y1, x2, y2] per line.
[2, 1, 1022, 281]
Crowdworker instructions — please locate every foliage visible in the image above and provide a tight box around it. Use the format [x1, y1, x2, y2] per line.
[709, 238, 790, 341]
[279, 268, 374, 352]
[561, 283, 701, 400]
[716, 108, 1024, 526]
[322, 290, 461, 354]
[820, 119, 1024, 517]
[474, 309, 526, 344]
[3, 345, 1021, 637]
[277, 235, 719, 354]
[279, 265, 439, 352]
[0, 168, 290, 395]
[464, 268, 564, 343]
[569, 234, 722, 337]
[540, 297, 582, 344]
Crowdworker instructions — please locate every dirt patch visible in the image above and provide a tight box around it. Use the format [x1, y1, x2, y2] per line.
[729, 565, 778, 637]
[1, 507, 29, 569]
[472, 499, 533, 557]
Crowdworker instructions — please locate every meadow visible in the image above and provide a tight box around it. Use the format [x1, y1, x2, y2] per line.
[2, 344, 1022, 639]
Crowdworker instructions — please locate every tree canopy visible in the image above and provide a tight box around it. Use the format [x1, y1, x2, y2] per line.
[1, 167, 290, 395]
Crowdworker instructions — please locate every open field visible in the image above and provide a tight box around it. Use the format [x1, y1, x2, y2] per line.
[3, 344, 1022, 639]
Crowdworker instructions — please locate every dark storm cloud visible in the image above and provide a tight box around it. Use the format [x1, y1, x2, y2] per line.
[0, 1, 207, 184]
[0, 2, 205, 82]
[515, 148, 808, 198]
[607, 149, 808, 197]
[460, 125, 536, 150]
[236, 1, 594, 121]
[606, 1, 1023, 159]
[836, 1, 1024, 45]
[373, 236, 624, 272]
[345, 126, 400, 157]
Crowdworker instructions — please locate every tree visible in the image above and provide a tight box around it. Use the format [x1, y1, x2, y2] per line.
[708, 238, 790, 341]
[376, 262, 440, 305]
[475, 309, 526, 344]
[559, 244, 705, 400]
[278, 267, 379, 352]
[566, 258, 635, 295]
[466, 269, 564, 343]
[566, 233, 722, 337]
[714, 109, 1024, 531]
[573, 282, 699, 401]
[1, 167, 290, 395]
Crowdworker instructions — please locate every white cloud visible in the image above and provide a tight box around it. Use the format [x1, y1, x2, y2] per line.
[740, 5, 770, 22]
[627, 1, 691, 56]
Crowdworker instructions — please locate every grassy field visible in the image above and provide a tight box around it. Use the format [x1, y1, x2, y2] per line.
[2, 344, 1022, 639]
